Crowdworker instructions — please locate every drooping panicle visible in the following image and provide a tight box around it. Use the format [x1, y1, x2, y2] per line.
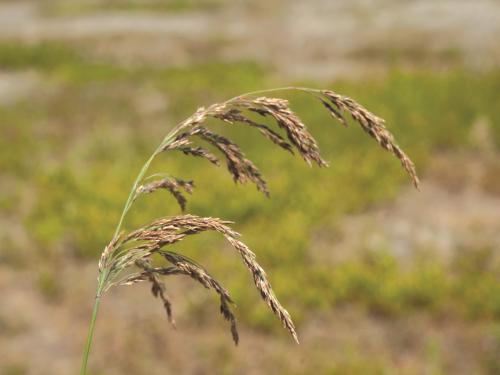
[109, 214, 297, 343]
[96, 86, 420, 349]
[224, 234, 298, 342]
[320, 90, 420, 188]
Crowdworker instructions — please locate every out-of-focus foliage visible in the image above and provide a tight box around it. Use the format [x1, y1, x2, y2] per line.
[39, 0, 228, 15]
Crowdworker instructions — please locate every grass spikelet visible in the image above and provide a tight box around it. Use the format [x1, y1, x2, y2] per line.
[158, 250, 239, 344]
[178, 146, 221, 165]
[194, 127, 269, 196]
[137, 178, 194, 211]
[240, 96, 327, 166]
[213, 108, 294, 153]
[136, 259, 176, 327]
[81, 85, 419, 374]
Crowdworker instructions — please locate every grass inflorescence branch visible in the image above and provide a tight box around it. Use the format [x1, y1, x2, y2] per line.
[80, 86, 419, 375]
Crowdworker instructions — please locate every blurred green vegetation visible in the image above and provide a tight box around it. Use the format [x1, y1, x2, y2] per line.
[37, 0, 228, 16]
[1, 41, 500, 336]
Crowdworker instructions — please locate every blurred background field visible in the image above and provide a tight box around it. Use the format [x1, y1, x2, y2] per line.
[1, 0, 500, 374]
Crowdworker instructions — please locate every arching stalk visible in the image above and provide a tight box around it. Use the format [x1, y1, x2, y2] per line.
[80, 86, 418, 374]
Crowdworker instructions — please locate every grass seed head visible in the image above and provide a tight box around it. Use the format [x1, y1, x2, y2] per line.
[97, 86, 419, 345]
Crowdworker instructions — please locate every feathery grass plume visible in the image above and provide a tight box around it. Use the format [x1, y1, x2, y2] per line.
[81, 86, 419, 374]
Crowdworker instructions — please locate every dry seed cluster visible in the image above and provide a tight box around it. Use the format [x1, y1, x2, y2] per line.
[97, 87, 419, 344]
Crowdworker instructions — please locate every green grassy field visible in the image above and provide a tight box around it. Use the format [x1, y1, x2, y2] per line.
[2, 41, 500, 373]
[37, 0, 228, 15]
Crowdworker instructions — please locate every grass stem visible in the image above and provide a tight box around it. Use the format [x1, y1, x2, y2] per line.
[80, 273, 106, 375]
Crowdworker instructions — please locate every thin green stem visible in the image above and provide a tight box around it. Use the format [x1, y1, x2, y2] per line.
[225, 86, 319, 103]
[80, 272, 106, 375]
[113, 153, 157, 238]
[113, 129, 181, 238]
